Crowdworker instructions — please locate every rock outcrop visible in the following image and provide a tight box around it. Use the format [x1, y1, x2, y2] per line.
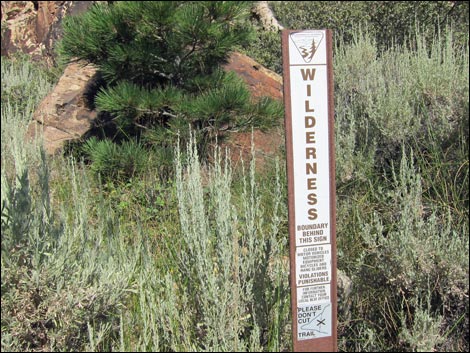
[26, 61, 99, 155]
[222, 51, 284, 169]
[223, 51, 283, 101]
[1, 1, 96, 66]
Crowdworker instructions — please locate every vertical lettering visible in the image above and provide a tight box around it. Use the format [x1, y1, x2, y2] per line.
[283, 30, 336, 351]
[308, 208, 318, 220]
[307, 178, 317, 190]
[306, 148, 317, 159]
[306, 162, 317, 175]
[305, 116, 316, 128]
[301, 68, 316, 81]
[306, 131, 316, 144]
[305, 100, 314, 112]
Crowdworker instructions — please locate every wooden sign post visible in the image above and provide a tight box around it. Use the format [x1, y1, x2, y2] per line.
[282, 29, 337, 352]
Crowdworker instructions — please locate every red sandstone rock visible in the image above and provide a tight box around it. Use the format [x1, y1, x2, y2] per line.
[27, 62, 99, 155]
[222, 52, 285, 169]
[223, 51, 283, 101]
[1, 1, 96, 66]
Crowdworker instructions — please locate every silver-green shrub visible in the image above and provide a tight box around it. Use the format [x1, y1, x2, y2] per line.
[338, 148, 468, 352]
[1, 57, 139, 352]
[334, 28, 468, 352]
[171, 133, 289, 351]
[334, 29, 469, 182]
[115, 134, 290, 352]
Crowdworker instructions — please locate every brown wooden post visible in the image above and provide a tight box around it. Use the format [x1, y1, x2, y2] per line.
[282, 29, 337, 352]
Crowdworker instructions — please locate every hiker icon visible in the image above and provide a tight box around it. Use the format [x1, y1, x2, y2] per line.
[300, 303, 330, 334]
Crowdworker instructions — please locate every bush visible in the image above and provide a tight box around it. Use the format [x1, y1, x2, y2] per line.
[1, 153, 141, 351]
[59, 1, 283, 160]
[82, 137, 151, 182]
[1, 57, 138, 352]
[1, 54, 54, 112]
[337, 149, 469, 352]
[1, 55, 291, 351]
[333, 29, 469, 182]
[1, 55, 54, 177]
[286, 2, 469, 49]
[334, 29, 469, 352]
[165, 133, 290, 351]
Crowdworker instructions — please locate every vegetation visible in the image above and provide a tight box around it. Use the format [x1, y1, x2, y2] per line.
[1, 1, 469, 352]
[247, 1, 469, 74]
[59, 1, 282, 165]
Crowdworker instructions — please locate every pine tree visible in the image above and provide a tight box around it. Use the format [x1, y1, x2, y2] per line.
[59, 1, 282, 157]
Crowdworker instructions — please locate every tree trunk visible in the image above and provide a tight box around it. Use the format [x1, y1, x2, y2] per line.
[252, 1, 284, 32]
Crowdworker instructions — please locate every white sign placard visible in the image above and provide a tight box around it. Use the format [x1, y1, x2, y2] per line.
[297, 302, 332, 340]
[297, 283, 331, 305]
[296, 245, 332, 288]
[283, 29, 336, 347]
[288, 56, 331, 247]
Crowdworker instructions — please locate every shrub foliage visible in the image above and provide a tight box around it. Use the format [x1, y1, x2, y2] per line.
[59, 1, 282, 158]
